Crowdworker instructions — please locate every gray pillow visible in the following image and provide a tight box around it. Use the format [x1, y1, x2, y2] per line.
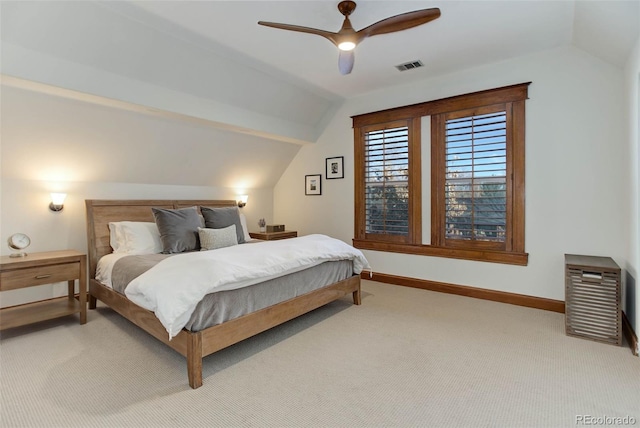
[200, 206, 245, 244]
[152, 206, 202, 253]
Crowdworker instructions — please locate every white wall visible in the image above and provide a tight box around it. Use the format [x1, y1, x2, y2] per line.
[624, 33, 640, 336]
[275, 46, 628, 303]
[0, 178, 274, 308]
[1, 85, 302, 188]
[0, 87, 282, 308]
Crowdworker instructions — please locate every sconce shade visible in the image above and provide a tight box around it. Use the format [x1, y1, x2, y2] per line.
[237, 195, 248, 208]
[49, 193, 66, 212]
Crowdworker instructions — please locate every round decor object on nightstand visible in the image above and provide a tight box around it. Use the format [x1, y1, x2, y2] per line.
[8, 233, 30, 257]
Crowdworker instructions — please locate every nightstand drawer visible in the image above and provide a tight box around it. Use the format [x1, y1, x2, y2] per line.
[0, 262, 80, 291]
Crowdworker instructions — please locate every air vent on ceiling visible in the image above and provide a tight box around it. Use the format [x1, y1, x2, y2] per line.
[395, 60, 424, 72]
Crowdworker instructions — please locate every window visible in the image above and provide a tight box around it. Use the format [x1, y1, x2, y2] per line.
[438, 107, 508, 249]
[353, 83, 529, 265]
[365, 124, 409, 236]
[355, 119, 421, 245]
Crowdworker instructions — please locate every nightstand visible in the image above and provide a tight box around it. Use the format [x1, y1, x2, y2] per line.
[0, 250, 87, 331]
[249, 230, 298, 241]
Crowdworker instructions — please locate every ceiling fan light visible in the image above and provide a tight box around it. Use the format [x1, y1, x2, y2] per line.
[338, 41, 356, 51]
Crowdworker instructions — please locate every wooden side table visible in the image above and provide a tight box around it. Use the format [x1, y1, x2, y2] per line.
[0, 250, 87, 331]
[249, 230, 298, 241]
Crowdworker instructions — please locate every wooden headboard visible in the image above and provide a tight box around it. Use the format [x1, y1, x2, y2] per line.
[85, 199, 237, 278]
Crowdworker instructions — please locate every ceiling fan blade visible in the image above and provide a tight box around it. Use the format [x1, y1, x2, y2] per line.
[338, 50, 354, 75]
[258, 21, 339, 46]
[358, 8, 441, 38]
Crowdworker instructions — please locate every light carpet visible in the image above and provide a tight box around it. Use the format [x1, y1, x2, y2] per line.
[1, 280, 638, 427]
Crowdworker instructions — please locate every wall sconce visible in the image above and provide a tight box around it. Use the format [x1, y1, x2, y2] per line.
[49, 193, 67, 212]
[237, 195, 248, 208]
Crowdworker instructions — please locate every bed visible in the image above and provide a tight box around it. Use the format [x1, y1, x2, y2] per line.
[85, 199, 364, 389]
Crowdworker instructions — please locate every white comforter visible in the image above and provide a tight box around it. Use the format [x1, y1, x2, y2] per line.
[124, 234, 371, 339]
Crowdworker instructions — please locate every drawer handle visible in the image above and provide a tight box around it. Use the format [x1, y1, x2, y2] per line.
[35, 274, 52, 279]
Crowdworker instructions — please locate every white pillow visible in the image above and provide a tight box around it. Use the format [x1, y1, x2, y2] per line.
[198, 225, 238, 251]
[108, 222, 125, 253]
[239, 213, 251, 242]
[109, 221, 163, 254]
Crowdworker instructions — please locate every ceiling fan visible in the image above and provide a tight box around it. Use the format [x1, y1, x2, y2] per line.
[258, 1, 441, 75]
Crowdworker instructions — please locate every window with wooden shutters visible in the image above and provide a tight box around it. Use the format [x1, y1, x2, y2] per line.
[355, 119, 420, 244]
[365, 125, 409, 235]
[353, 82, 528, 265]
[432, 98, 526, 259]
[444, 108, 507, 248]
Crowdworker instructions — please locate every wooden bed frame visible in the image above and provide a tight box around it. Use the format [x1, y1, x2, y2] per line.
[85, 199, 361, 389]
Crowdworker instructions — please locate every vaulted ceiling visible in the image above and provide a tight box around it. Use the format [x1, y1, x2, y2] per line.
[109, 0, 639, 97]
[2, 1, 638, 146]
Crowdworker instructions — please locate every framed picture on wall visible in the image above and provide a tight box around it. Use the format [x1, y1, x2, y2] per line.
[305, 174, 322, 195]
[326, 156, 344, 179]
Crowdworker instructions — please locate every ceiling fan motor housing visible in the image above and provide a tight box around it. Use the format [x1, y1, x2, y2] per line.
[338, 1, 357, 17]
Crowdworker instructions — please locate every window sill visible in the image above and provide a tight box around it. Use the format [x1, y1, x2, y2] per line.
[352, 239, 529, 266]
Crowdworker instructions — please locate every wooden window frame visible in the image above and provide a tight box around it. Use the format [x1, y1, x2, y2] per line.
[353, 83, 530, 266]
